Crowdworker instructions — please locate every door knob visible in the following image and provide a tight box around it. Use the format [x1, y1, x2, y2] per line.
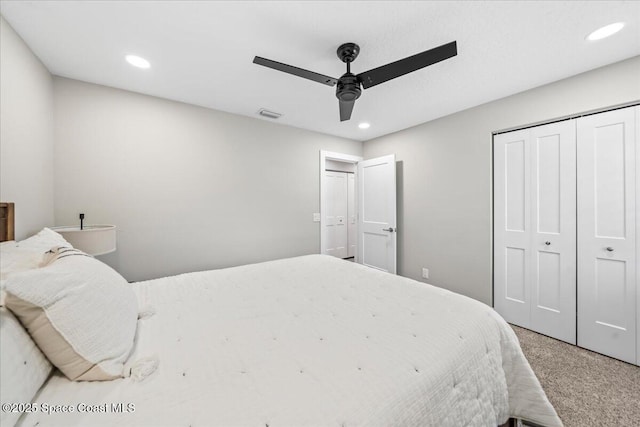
[545, 241, 551, 246]
[606, 247, 614, 252]
[382, 227, 396, 233]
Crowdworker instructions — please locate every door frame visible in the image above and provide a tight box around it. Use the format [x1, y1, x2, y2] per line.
[320, 151, 363, 259]
[636, 106, 640, 366]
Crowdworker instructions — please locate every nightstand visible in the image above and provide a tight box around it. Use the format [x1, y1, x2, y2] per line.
[51, 225, 116, 256]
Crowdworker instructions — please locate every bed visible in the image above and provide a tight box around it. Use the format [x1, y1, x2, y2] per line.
[0, 203, 562, 427]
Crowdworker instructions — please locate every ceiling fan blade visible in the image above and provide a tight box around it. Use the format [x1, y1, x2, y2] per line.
[339, 99, 355, 122]
[357, 41, 457, 89]
[253, 56, 338, 86]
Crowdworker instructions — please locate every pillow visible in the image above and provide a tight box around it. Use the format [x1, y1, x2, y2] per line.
[0, 307, 53, 427]
[16, 227, 70, 252]
[1, 244, 47, 284]
[4, 251, 138, 381]
[39, 246, 89, 267]
[1, 228, 72, 284]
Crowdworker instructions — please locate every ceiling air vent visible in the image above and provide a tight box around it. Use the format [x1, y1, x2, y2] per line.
[258, 108, 282, 119]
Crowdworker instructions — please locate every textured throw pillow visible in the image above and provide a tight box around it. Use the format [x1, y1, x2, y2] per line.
[1, 228, 72, 285]
[1, 247, 40, 281]
[0, 307, 53, 427]
[4, 252, 138, 381]
[1, 242, 47, 284]
[15, 227, 70, 252]
[39, 246, 89, 267]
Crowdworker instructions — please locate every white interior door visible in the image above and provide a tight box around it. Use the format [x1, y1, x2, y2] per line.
[320, 151, 362, 258]
[347, 173, 356, 258]
[494, 129, 532, 328]
[357, 155, 397, 273]
[529, 121, 576, 344]
[494, 122, 577, 344]
[577, 106, 637, 364]
[324, 171, 348, 258]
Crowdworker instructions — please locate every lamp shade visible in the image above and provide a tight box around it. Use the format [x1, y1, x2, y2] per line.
[52, 225, 116, 256]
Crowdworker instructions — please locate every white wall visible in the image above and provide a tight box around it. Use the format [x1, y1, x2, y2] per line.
[53, 77, 362, 281]
[0, 17, 54, 239]
[4, 11, 638, 303]
[364, 56, 640, 305]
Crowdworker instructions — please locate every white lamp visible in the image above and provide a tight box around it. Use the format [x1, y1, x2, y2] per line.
[53, 214, 116, 256]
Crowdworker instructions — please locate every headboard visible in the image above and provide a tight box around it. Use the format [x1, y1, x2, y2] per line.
[0, 202, 15, 242]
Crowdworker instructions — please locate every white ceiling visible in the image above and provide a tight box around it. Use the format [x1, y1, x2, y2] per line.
[1, 1, 639, 141]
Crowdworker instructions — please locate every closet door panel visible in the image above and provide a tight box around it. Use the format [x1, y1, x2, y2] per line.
[347, 173, 356, 258]
[324, 171, 349, 258]
[494, 129, 531, 327]
[530, 121, 576, 344]
[578, 107, 637, 364]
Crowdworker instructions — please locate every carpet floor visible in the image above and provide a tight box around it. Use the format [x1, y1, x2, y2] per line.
[511, 325, 640, 427]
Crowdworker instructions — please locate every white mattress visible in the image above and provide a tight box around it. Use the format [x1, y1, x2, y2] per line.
[18, 255, 562, 427]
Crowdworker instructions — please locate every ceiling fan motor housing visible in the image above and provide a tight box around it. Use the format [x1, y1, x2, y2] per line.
[336, 73, 361, 101]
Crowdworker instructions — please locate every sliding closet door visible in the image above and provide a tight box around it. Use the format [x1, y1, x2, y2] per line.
[577, 106, 637, 364]
[530, 121, 576, 344]
[494, 129, 532, 328]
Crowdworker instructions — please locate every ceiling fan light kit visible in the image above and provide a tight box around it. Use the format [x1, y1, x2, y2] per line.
[253, 40, 457, 122]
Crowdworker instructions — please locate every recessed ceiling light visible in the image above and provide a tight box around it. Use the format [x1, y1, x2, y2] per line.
[125, 54, 150, 69]
[586, 22, 625, 41]
[358, 122, 370, 129]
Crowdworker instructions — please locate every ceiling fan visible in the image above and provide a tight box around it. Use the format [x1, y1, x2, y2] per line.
[253, 41, 457, 122]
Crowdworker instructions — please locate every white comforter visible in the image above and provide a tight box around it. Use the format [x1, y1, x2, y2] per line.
[19, 255, 561, 427]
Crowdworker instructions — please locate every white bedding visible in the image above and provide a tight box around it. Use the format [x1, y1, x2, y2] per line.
[17, 255, 562, 427]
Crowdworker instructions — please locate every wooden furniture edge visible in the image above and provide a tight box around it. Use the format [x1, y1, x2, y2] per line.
[0, 202, 15, 242]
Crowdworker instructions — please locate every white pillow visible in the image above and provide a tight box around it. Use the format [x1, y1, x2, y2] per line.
[4, 252, 138, 381]
[0, 307, 52, 427]
[1, 228, 72, 284]
[16, 227, 70, 252]
[1, 244, 46, 284]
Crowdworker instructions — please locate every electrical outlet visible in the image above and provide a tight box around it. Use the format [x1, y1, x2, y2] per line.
[313, 213, 321, 222]
[421, 268, 429, 279]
